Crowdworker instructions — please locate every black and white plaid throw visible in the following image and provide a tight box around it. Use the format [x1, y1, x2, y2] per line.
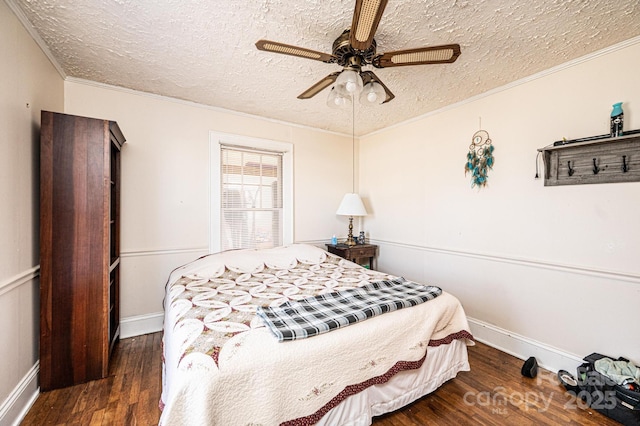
[257, 278, 442, 341]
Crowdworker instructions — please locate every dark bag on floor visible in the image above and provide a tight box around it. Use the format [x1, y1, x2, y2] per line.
[558, 352, 640, 426]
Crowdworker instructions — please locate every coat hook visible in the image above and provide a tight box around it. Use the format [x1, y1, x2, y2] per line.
[622, 155, 628, 173]
[567, 161, 574, 176]
[592, 158, 600, 175]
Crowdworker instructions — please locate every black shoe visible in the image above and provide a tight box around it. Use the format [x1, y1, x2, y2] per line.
[521, 356, 538, 378]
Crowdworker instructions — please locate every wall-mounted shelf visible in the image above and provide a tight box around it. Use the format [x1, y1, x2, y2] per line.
[539, 133, 640, 186]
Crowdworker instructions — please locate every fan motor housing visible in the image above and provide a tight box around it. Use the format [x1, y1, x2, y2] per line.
[332, 29, 377, 67]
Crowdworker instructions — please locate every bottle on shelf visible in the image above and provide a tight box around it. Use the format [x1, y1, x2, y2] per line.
[610, 102, 624, 137]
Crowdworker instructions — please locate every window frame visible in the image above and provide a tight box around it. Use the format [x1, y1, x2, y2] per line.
[209, 131, 293, 253]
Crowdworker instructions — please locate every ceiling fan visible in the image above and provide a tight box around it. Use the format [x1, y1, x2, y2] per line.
[255, 0, 461, 106]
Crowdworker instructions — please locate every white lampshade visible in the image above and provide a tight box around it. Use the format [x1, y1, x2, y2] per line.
[336, 193, 367, 217]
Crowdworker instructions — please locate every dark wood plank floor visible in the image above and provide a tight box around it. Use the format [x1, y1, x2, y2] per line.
[22, 333, 618, 425]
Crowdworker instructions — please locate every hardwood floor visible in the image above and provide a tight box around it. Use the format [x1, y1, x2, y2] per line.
[22, 333, 162, 426]
[22, 333, 619, 425]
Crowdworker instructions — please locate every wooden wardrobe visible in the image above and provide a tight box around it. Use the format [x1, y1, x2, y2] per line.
[39, 111, 125, 391]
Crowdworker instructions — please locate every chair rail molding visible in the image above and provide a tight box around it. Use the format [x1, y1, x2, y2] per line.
[370, 239, 640, 284]
[0, 266, 40, 297]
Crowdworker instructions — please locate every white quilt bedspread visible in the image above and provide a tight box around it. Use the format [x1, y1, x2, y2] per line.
[159, 244, 472, 426]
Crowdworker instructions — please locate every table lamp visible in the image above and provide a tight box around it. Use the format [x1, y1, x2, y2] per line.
[336, 193, 367, 246]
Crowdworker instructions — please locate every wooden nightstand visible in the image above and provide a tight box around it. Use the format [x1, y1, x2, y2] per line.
[326, 244, 378, 270]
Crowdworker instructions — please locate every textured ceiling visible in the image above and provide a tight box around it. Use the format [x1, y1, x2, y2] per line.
[10, 0, 640, 135]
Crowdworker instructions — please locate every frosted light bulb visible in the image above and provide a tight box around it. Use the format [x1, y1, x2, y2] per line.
[336, 70, 363, 95]
[359, 82, 385, 106]
[327, 84, 353, 109]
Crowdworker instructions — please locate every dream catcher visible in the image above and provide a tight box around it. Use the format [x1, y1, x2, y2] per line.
[465, 129, 494, 188]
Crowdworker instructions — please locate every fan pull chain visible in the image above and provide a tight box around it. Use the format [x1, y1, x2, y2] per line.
[352, 97, 356, 193]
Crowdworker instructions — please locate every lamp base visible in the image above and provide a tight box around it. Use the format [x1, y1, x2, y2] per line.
[345, 216, 357, 246]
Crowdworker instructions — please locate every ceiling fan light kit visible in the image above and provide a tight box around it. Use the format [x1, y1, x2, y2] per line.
[255, 0, 461, 107]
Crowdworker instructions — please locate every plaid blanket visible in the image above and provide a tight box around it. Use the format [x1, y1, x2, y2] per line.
[257, 278, 442, 341]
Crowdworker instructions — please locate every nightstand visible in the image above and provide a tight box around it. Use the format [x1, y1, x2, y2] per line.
[326, 244, 378, 270]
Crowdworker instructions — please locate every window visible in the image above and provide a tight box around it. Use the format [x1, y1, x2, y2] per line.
[220, 146, 282, 250]
[210, 132, 293, 253]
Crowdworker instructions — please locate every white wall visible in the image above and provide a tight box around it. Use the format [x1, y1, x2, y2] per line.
[3, 0, 639, 421]
[359, 39, 640, 371]
[63, 81, 356, 335]
[0, 1, 64, 423]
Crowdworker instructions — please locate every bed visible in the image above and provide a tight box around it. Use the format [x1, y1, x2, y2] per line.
[159, 243, 473, 425]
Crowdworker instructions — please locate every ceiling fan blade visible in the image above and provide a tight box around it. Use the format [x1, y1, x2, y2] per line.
[374, 44, 461, 68]
[256, 40, 335, 63]
[297, 72, 341, 99]
[350, 0, 389, 51]
[361, 71, 395, 103]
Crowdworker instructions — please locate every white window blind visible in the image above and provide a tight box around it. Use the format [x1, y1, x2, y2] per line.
[220, 145, 283, 251]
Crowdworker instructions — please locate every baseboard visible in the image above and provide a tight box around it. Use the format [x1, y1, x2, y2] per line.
[120, 312, 164, 339]
[0, 362, 39, 426]
[467, 316, 583, 374]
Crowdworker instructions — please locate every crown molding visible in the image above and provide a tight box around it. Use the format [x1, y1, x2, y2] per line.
[363, 35, 640, 138]
[65, 76, 354, 139]
[4, 0, 67, 79]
